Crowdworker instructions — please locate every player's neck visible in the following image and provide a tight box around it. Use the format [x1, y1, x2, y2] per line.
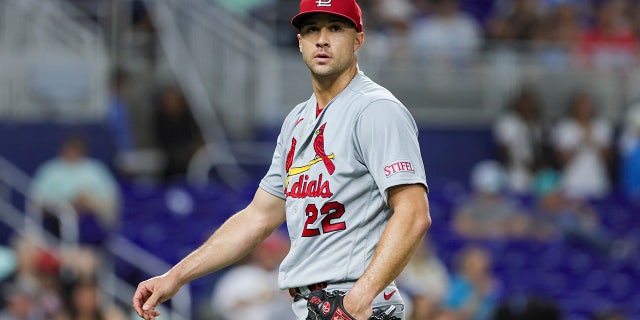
[311, 65, 358, 109]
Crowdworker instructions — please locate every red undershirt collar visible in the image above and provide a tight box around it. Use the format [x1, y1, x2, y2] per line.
[316, 103, 323, 118]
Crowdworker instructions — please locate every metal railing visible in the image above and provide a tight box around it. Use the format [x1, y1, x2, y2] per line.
[152, 0, 280, 136]
[142, 0, 283, 187]
[0, 0, 109, 122]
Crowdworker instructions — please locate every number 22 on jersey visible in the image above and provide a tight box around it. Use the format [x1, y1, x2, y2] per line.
[302, 201, 347, 237]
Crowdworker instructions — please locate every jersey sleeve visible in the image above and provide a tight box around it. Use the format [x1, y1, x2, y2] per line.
[259, 131, 287, 199]
[354, 99, 428, 201]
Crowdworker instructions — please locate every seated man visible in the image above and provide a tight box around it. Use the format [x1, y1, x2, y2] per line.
[31, 133, 120, 245]
[452, 160, 531, 239]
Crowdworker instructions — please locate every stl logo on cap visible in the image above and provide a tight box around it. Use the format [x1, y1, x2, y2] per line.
[291, 0, 363, 32]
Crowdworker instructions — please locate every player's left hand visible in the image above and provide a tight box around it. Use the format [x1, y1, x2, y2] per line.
[306, 290, 356, 320]
[306, 290, 397, 320]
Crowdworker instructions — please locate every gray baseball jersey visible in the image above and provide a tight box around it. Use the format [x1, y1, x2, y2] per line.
[259, 70, 428, 290]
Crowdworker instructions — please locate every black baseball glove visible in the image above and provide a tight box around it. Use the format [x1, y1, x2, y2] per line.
[306, 290, 399, 320]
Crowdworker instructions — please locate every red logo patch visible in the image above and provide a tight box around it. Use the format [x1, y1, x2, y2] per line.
[322, 301, 331, 314]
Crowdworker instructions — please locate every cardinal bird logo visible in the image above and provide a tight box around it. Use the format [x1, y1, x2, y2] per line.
[284, 122, 336, 196]
[313, 123, 335, 174]
[285, 137, 297, 174]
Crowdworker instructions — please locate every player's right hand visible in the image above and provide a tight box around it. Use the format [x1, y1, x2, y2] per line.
[132, 273, 181, 320]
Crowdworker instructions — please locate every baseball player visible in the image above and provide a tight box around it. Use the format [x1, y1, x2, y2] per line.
[132, 0, 431, 319]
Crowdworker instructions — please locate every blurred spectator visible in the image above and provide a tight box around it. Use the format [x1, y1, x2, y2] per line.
[443, 245, 501, 320]
[152, 84, 205, 182]
[408, 0, 481, 64]
[577, 0, 639, 70]
[129, 0, 158, 68]
[493, 87, 550, 193]
[29, 250, 66, 320]
[58, 247, 99, 283]
[397, 237, 450, 320]
[530, 169, 615, 253]
[106, 67, 136, 156]
[106, 67, 142, 180]
[210, 230, 291, 320]
[106, 67, 157, 181]
[486, 0, 543, 42]
[30, 133, 121, 245]
[4, 234, 103, 320]
[618, 102, 640, 199]
[532, 2, 584, 69]
[452, 160, 532, 239]
[551, 90, 614, 199]
[0, 281, 38, 320]
[8, 235, 41, 287]
[5, 236, 66, 320]
[61, 277, 127, 320]
[370, 0, 415, 33]
[548, 2, 586, 45]
[365, 0, 416, 61]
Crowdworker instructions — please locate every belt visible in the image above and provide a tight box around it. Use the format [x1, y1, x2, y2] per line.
[288, 282, 328, 298]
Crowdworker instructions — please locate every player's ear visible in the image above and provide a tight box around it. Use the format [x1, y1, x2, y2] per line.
[297, 34, 303, 53]
[354, 32, 364, 52]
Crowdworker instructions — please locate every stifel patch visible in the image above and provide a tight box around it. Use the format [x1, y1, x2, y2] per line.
[384, 160, 415, 177]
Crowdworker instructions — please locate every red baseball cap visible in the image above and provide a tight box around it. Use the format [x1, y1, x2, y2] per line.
[291, 0, 363, 32]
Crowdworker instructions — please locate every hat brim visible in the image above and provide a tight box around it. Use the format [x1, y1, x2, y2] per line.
[291, 11, 360, 32]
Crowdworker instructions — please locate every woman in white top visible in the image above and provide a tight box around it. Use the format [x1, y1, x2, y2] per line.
[493, 88, 549, 193]
[551, 90, 614, 199]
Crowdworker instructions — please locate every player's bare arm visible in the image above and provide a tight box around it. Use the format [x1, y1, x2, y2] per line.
[344, 184, 430, 319]
[132, 188, 286, 319]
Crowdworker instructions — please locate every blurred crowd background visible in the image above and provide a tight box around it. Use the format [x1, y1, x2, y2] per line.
[0, 0, 639, 319]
